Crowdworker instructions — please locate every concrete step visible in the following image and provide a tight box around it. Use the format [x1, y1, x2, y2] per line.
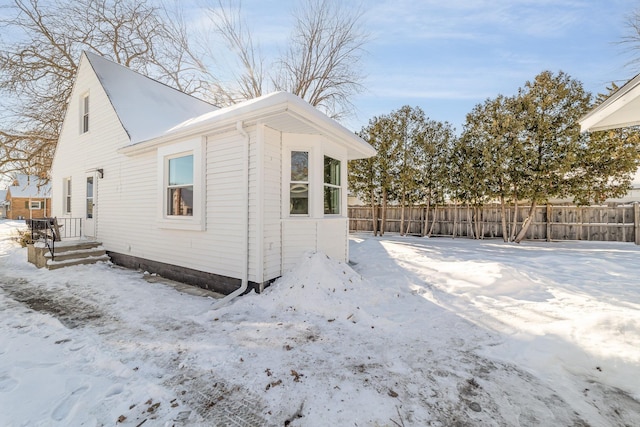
[45, 247, 107, 262]
[40, 240, 110, 270]
[47, 254, 111, 270]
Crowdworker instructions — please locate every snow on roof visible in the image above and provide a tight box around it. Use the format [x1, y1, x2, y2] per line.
[84, 51, 218, 144]
[133, 91, 377, 160]
[8, 174, 51, 198]
[0, 190, 7, 205]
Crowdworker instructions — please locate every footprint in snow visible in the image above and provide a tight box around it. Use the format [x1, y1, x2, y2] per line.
[51, 385, 89, 421]
[0, 374, 18, 392]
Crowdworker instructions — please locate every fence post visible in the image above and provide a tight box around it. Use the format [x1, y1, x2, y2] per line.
[546, 204, 552, 242]
[634, 203, 640, 245]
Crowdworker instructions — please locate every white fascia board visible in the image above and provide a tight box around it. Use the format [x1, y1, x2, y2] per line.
[580, 72, 640, 132]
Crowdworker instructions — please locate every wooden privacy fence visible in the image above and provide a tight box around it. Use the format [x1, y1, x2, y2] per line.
[348, 204, 640, 244]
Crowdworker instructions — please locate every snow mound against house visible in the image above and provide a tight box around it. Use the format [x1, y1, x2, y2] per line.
[251, 252, 381, 325]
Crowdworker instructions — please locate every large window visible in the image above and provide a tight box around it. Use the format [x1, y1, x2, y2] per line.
[290, 151, 309, 215]
[82, 94, 89, 133]
[64, 178, 72, 214]
[167, 154, 194, 216]
[324, 156, 341, 215]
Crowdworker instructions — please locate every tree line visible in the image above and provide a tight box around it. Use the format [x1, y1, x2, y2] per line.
[349, 71, 640, 242]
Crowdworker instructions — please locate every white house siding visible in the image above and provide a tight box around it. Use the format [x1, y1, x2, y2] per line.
[51, 59, 131, 233]
[262, 125, 283, 282]
[205, 130, 248, 280]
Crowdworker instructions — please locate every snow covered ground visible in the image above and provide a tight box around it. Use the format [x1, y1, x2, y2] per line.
[1, 219, 639, 426]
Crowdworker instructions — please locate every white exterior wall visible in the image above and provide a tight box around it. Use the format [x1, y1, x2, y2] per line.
[261, 125, 283, 282]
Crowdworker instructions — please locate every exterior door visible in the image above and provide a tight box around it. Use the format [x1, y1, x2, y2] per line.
[85, 174, 96, 238]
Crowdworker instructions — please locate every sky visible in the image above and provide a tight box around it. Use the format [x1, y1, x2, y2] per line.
[228, 0, 640, 133]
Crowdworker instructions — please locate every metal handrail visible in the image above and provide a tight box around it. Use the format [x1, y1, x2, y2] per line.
[26, 218, 57, 260]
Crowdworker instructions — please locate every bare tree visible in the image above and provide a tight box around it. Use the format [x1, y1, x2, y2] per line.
[203, 0, 265, 105]
[205, 0, 368, 119]
[275, 0, 367, 119]
[0, 0, 211, 178]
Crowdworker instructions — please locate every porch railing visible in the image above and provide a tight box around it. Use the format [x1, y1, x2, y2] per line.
[25, 217, 83, 260]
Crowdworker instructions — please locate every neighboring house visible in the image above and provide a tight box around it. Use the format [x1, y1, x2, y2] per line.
[50, 52, 375, 294]
[580, 73, 640, 203]
[5, 174, 51, 220]
[0, 190, 7, 218]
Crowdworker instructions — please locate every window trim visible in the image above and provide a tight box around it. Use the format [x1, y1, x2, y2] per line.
[81, 92, 89, 134]
[166, 154, 194, 217]
[289, 150, 310, 216]
[63, 177, 72, 214]
[323, 155, 341, 215]
[157, 138, 205, 230]
[283, 145, 316, 218]
[30, 200, 42, 210]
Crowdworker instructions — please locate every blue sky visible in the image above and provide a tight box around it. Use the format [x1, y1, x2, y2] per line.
[233, 0, 640, 133]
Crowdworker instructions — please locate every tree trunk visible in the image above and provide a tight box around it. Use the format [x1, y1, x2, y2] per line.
[500, 195, 508, 242]
[370, 189, 378, 236]
[405, 204, 413, 235]
[428, 204, 438, 236]
[422, 197, 431, 237]
[452, 203, 458, 239]
[400, 192, 406, 236]
[510, 195, 519, 242]
[466, 203, 474, 239]
[380, 189, 387, 236]
[514, 200, 537, 243]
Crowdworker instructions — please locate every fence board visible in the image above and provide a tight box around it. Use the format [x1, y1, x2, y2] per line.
[348, 204, 639, 244]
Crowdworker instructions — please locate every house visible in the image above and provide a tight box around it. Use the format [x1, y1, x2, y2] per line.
[5, 174, 51, 220]
[579, 73, 640, 202]
[50, 52, 376, 294]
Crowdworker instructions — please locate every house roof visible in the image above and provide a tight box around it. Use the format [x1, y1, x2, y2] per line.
[122, 91, 377, 160]
[8, 174, 51, 198]
[84, 51, 219, 144]
[580, 72, 640, 132]
[0, 190, 7, 204]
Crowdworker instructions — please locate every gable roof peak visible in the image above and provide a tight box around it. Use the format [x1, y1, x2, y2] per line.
[82, 51, 218, 144]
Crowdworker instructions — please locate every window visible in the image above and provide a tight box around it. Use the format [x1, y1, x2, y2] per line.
[324, 156, 341, 215]
[290, 151, 309, 215]
[30, 201, 42, 210]
[167, 154, 194, 216]
[64, 178, 72, 214]
[86, 176, 94, 219]
[157, 139, 204, 230]
[82, 94, 89, 133]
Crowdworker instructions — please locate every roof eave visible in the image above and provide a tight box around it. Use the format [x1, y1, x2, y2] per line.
[579, 72, 640, 132]
[119, 92, 376, 159]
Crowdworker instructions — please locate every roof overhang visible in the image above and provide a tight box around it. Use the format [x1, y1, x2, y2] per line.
[580, 73, 640, 132]
[118, 92, 376, 160]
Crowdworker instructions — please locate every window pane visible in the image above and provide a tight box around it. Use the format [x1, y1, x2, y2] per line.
[291, 151, 308, 181]
[169, 155, 194, 186]
[290, 183, 308, 215]
[324, 156, 340, 185]
[168, 186, 194, 216]
[324, 186, 340, 215]
[86, 177, 93, 197]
